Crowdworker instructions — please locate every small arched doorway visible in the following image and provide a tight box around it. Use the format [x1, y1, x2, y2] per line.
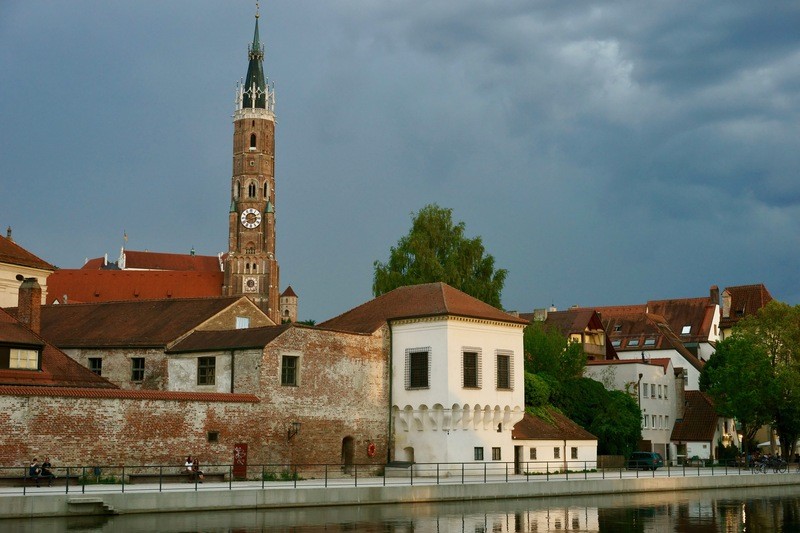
[341, 436, 355, 473]
[402, 446, 415, 463]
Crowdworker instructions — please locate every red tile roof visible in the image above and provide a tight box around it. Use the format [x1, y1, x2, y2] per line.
[0, 385, 259, 402]
[281, 286, 298, 298]
[46, 269, 224, 304]
[168, 324, 292, 353]
[646, 297, 717, 343]
[512, 410, 597, 441]
[0, 234, 55, 271]
[122, 250, 222, 272]
[9, 297, 253, 348]
[0, 309, 115, 388]
[720, 284, 774, 329]
[320, 283, 529, 334]
[671, 391, 719, 443]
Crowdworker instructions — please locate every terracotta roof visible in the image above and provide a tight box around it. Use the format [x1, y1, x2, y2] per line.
[46, 269, 224, 304]
[319, 283, 528, 334]
[81, 250, 222, 272]
[646, 297, 716, 343]
[8, 297, 252, 348]
[0, 385, 259, 402]
[720, 284, 774, 329]
[168, 324, 292, 353]
[595, 308, 705, 372]
[0, 308, 115, 388]
[0, 234, 55, 272]
[281, 286, 298, 298]
[512, 410, 597, 441]
[671, 391, 718, 442]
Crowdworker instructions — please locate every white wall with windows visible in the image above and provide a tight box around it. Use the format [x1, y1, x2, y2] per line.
[515, 440, 598, 473]
[390, 316, 525, 471]
[585, 359, 679, 464]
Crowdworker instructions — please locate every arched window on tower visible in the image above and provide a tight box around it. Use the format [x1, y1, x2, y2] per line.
[252, 264, 257, 273]
[264, 183, 269, 199]
[246, 263, 250, 272]
[234, 180, 241, 199]
[250, 133, 257, 151]
[245, 242, 256, 254]
[248, 182, 256, 198]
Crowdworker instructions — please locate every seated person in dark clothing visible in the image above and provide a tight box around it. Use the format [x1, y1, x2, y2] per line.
[29, 459, 41, 487]
[41, 457, 55, 486]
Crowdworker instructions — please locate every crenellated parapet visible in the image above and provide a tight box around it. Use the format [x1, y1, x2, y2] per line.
[392, 403, 524, 433]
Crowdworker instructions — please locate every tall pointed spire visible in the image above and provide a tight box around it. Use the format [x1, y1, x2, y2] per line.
[243, 6, 268, 109]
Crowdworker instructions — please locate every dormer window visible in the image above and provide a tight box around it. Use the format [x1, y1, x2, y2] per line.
[614, 325, 622, 332]
[611, 339, 621, 347]
[1, 346, 40, 370]
[644, 338, 656, 346]
[627, 338, 640, 347]
[681, 325, 691, 335]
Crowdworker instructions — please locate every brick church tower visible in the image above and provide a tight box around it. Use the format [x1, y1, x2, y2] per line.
[223, 10, 280, 323]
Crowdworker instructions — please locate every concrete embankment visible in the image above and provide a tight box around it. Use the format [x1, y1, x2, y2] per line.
[2, 473, 799, 519]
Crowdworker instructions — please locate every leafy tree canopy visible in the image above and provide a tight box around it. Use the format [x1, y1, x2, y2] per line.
[524, 372, 551, 407]
[373, 204, 507, 307]
[701, 335, 774, 449]
[736, 300, 800, 368]
[523, 321, 586, 379]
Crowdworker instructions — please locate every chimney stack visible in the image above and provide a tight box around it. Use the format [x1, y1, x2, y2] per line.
[16, 275, 42, 334]
[710, 285, 720, 305]
[6, 226, 12, 242]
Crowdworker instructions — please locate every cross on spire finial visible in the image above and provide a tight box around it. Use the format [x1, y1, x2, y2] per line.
[256, 1, 260, 19]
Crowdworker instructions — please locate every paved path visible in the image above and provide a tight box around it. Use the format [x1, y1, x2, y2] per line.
[0, 465, 784, 497]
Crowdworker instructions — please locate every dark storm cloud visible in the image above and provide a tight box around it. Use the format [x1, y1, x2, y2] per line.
[1, 1, 799, 319]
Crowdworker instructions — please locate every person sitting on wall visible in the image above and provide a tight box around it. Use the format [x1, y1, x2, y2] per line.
[192, 458, 205, 483]
[40, 457, 55, 487]
[28, 458, 41, 487]
[185, 456, 196, 482]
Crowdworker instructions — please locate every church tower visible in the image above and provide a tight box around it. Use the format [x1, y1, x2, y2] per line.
[223, 9, 280, 323]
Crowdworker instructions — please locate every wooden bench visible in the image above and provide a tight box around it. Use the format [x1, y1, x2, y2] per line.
[126, 472, 226, 484]
[0, 475, 78, 487]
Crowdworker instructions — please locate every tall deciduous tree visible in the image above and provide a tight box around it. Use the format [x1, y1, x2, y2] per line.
[701, 335, 775, 452]
[523, 321, 586, 379]
[373, 204, 507, 307]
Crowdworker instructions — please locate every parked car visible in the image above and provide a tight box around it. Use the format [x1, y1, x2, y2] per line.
[627, 452, 664, 471]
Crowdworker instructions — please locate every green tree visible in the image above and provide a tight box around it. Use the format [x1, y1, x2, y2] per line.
[701, 335, 775, 452]
[551, 377, 641, 456]
[524, 372, 551, 408]
[372, 204, 507, 307]
[523, 321, 586, 379]
[733, 301, 800, 458]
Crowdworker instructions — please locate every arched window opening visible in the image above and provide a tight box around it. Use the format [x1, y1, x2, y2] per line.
[251, 120, 255, 127]
[234, 180, 241, 199]
[252, 264, 257, 273]
[245, 242, 256, 254]
[264, 183, 269, 199]
[246, 263, 250, 272]
[250, 133, 257, 150]
[248, 182, 256, 198]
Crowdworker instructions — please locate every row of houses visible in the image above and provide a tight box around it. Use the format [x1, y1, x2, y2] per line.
[0, 231, 768, 471]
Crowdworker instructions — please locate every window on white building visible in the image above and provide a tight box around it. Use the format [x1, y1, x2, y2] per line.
[664, 386, 668, 400]
[651, 387, 656, 399]
[462, 349, 481, 389]
[405, 348, 431, 390]
[530, 448, 537, 460]
[571, 447, 578, 459]
[554, 447, 560, 459]
[492, 447, 501, 461]
[642, 416, 648, 429]
[474, 447, 484, 461]
[495, 351, 513, 390]
[652, 415, 657, 428]
[658, 385, 662, 398]
[642, 383, 648, 397]
[197, 357, 215, 385]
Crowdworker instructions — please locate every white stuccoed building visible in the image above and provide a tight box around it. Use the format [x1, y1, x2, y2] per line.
[320, 282, 528, 473]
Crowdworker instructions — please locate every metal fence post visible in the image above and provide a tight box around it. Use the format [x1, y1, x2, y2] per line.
[484, 462, 487, 484]
[66, 466, 70, 494]
[82, 466, 86, 494]
[229, 464, 233, 490]
[159, 465, 163, 493]
[462, 463, 465, 484]
[262, 464, 265, 489]
[436, 463, 440, 485]
[354, 463, 357, 488]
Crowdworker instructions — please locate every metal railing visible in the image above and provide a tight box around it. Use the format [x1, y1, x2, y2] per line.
[0, 459, 794, 495]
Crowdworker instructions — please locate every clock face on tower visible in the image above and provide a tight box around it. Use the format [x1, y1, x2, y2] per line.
[243, 277, 258, 292]
[240, 208, 262, 229]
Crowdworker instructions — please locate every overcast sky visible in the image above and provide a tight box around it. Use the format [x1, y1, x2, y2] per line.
[2, 1, 799, 321]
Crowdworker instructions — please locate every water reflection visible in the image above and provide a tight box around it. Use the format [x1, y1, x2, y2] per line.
[6, 485, 800, 532]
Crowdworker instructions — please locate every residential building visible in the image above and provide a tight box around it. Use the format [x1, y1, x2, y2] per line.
[0, 228, 54, 308]
[511, 410, 598, 473]
[719, 284, 773, 340]
[585, 358, 679, 463]
[520, 307, 618, 361]
[671, 390, 740, 462]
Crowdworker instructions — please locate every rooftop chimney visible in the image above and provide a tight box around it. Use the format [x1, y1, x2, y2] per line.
[710, 285, 720, 305]
[6, 226, 12, 242]
[16, 275, 42, 334]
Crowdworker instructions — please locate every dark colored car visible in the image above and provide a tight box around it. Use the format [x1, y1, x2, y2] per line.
[628, 451, 664, 471]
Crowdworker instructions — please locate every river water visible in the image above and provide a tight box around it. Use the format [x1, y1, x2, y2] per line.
[5, 484, 800, 532]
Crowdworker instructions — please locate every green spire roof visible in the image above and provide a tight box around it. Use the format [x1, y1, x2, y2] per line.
[243, 14, 267, 109]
